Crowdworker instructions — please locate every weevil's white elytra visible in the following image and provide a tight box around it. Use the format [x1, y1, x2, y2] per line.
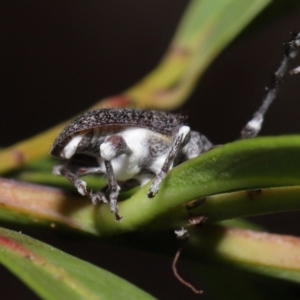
[50, 32, 300, 221]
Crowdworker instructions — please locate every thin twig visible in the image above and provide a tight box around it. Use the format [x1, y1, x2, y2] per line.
[172, 240, 203, 295]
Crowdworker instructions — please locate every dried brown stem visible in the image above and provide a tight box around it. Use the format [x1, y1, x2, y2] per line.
[172, 240, 203, 295]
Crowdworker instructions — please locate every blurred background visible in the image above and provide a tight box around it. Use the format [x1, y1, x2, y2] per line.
[1, 1, 300, 299]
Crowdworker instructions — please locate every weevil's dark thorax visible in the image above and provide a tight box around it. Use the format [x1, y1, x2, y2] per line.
[51, 109, 186, 157]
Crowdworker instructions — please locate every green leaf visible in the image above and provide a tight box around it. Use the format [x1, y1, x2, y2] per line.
[94, 135, 300, 235]
[0, 227, 155, 300]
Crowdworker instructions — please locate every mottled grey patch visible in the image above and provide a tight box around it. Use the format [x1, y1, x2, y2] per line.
[148, 134, 172, 157]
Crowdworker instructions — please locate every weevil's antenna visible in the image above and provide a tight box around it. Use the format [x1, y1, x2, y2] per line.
[240, 32, 300, 139]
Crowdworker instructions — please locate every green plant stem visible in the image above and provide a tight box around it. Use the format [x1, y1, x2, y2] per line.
[2, 136, 300, 236]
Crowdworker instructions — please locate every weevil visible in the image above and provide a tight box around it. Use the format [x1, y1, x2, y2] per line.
[51, 109, 213, 220]
[50, 32, 300, 221]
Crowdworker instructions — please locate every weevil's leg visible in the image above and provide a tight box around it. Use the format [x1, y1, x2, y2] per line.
[104, 160, 122, 221]
[100, 135, 131, 221]
[100, 135, 130, 161]
[53, 163, 108, 203]
[53, 164, 89, 197]
[73, 165, 109, 204]
[241, 32, 300, 139]
[71, 165, 108, 204]
[147, 126, 190, 198]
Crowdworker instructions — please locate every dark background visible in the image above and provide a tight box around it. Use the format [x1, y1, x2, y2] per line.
[1, 1, 300, 299]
